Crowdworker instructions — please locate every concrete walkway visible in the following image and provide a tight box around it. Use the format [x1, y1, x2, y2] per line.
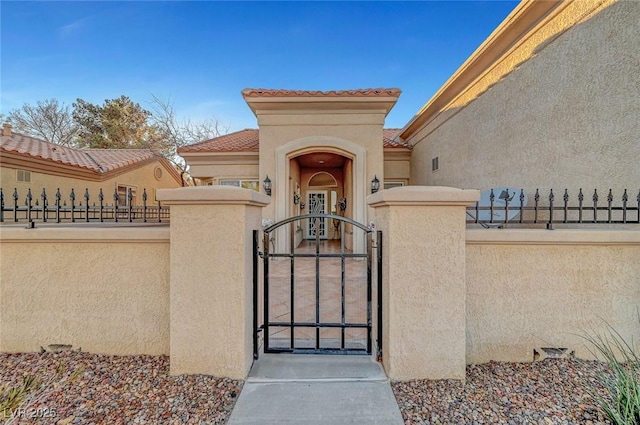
[227, 354, 404, 425]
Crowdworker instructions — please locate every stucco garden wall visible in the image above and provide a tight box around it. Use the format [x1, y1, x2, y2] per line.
[466, 229, 640, 364]
[409, 0, 639, 196]
[0, 227, 170, 355]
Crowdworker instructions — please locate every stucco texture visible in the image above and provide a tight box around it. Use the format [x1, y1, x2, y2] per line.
[0, 228, 170, 355]
[466, 229, 640, 364]
[409, 0, 639, 197]
[1, 159, 182, 205]
[159, 186, 269, 379]
[369, 187, 480, 380]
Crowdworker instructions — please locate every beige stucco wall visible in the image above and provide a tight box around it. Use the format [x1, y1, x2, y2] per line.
[0, 227, 170, 354]
[1, 160, 182, 204]
[186, 157, 259, 184]
[383, 151, 410, 184]
[369, 186, 480, 380]
[466, 229, 640, 363]
[258, 114, 386, 224]
[157, 186, 269, 379]
[409, 0, 639, 198]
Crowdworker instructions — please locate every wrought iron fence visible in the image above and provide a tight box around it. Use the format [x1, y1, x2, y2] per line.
[466, 188, 640, 229]
[0, 187, 170, 224]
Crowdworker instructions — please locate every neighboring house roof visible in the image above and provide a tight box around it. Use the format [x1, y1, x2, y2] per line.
[0, 131, 182, 183]
[179, 128, 408, 154]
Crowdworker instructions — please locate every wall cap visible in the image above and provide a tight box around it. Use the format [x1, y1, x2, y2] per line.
[466, 229, 640, 246]
[156, 186, 271, 206]
[368, 186, 480, 207]
[0, 226, 169, 243]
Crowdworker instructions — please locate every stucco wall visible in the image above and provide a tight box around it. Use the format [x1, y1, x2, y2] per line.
[258, 114, 386, 223]
[0, 227, 170, 355]
[1, 160, 182, 204]
[409, 0, 639, 197]
[466, 229, 640, 364]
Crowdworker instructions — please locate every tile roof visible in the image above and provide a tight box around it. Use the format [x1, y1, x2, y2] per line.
[178, 128, 409, 154]
[242, 88, 402, 98]
[0, 132, 157, 173]
[84, 149, 157, 172]
[178, 129, 259, 153]
[383, 129, 407, 149]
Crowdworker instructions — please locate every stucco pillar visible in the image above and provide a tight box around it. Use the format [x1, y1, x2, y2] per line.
[157, 186, 269, 379]
[368, 186, 479, 380]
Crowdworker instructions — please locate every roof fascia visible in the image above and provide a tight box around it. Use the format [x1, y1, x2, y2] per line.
[399, 0, 565, 141]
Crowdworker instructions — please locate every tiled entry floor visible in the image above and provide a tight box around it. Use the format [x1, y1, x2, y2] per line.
[265, 239, 370, 351]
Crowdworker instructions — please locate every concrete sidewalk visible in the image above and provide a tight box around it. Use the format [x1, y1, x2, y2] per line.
[227, 354, 404, 425]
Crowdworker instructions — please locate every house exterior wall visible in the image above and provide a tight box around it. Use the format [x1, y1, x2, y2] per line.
[1, 160, 182, 203]
[383, 152, 410, 185]
[0, 227, 170, 355]
[408, 0, 639, 196]
[466, 229, 640, 364]
[257, 113, 386, 222]
[186, 156, 259, 184]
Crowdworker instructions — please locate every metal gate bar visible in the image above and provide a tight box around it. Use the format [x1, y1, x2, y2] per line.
[257, 213, 379, 355]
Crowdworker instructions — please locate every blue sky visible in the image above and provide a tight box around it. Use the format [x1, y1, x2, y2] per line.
[1, 1, 518, 131]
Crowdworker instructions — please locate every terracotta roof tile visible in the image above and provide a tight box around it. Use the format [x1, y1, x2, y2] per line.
[0, 132, 158, 173]
[242, 88, 402, 98]
[178, 129, 259, 153]
[383, 128, 409, 149]
[179, 128, 409, 154]
[84, 149, 156, 172]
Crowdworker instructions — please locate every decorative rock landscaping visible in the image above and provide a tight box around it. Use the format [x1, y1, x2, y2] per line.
[392, 358, 613, 424]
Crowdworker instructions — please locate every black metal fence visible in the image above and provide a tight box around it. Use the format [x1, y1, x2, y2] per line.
[466, 188, 640, 229]
[1, 187, 170, 224]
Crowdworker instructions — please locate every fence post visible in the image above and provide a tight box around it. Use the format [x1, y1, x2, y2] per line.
[157, 186, 269, 379]
[368, 186, 479, 381]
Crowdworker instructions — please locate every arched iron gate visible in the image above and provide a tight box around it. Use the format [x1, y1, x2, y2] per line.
[253, 213, 382, 358]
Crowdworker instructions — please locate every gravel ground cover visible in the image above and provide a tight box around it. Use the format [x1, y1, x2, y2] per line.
[392, 358, 614, 425]
[1, 351, 241, 425]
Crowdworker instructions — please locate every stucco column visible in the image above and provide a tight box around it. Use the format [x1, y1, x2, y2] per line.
[157, 186, 269, 379]
[368, 186, 479, 380]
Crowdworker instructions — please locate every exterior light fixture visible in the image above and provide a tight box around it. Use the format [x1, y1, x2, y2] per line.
[293, 192, 301, 205]
[371, 175, 380, 194]
[263, 176, 272, 196]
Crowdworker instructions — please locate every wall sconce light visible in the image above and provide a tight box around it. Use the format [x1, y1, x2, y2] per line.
[338, 197, 347, 211]
[293, 192, 301, 205]
[263, 176, 272, 196]
[371, 175, 380, 194]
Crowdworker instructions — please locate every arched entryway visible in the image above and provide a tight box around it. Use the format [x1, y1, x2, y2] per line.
[274, 136, 367, 254]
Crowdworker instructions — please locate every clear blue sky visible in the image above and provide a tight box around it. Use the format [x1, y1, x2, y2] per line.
[1, 1, 518, 131]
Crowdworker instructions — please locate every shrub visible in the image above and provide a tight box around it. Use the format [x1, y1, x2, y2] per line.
[584, 322, 640, 424]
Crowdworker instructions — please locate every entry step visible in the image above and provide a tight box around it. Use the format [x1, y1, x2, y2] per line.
[248, 354, 388, 383]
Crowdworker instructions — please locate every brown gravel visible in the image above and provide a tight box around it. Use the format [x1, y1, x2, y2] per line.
[392, 358, 613, 425]
[1, 351, 241, 425]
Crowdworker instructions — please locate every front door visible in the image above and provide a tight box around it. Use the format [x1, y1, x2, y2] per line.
[306, 191, 328, 239]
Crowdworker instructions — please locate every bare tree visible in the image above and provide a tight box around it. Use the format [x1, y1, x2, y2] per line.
[8, 99, 78, 145]
[147, 95, 229, 186]
[148, 94, 228, 159]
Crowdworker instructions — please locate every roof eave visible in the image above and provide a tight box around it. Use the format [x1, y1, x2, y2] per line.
[399, 0, 563, 141]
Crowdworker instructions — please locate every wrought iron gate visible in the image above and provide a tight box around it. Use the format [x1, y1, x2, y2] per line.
[253, 214, 382, 358]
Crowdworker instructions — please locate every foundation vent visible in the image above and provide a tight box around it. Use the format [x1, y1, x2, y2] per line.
[533, 347, 575, 361]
